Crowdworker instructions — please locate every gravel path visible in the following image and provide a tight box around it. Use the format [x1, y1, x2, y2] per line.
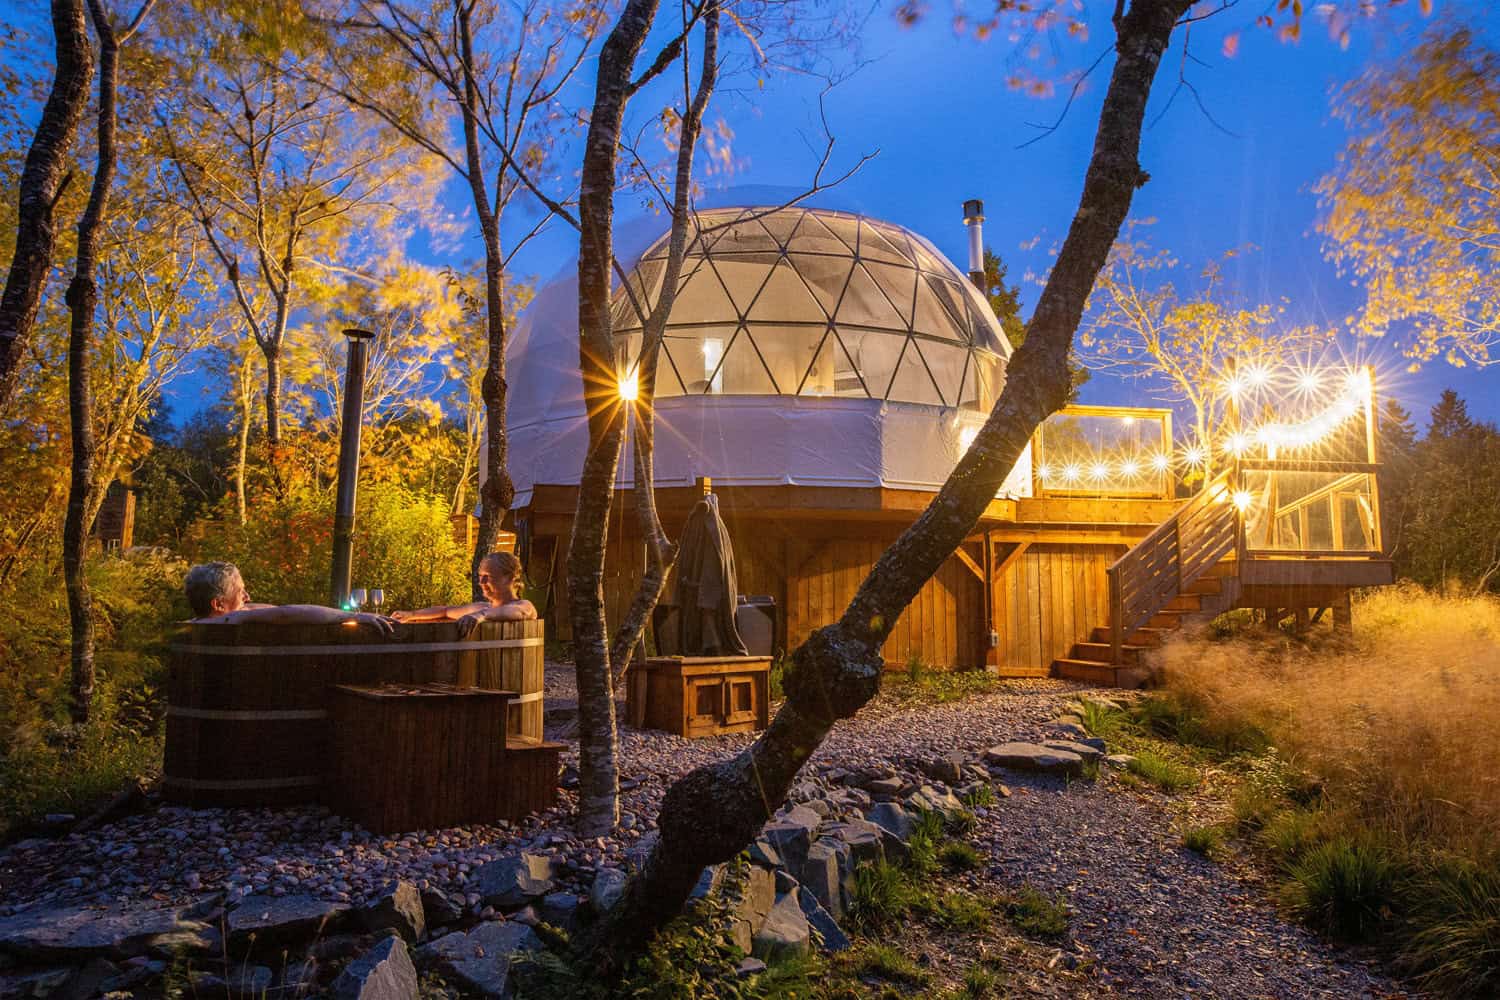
[0, 665, 1409, 998]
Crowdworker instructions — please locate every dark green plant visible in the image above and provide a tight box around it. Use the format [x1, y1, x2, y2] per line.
[1003, 885, 1070, 940]
[846, 943, 930, 988]
[1399, 856, 1500, 998]
[1182, 824, 1224, 858]
[1126, 751, 1199, 793]
[1281, 836, 1398, 942]
[939, 841, 982, 872]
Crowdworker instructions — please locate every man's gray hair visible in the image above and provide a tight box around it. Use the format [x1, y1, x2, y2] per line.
[185, 562, 241, 617]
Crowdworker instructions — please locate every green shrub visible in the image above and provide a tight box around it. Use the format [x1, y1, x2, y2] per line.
[933, 891, 991, 932]
[1259, 808, 1330, 866]
[1131, 693, 1269, 756]
[960, 784, 996, 809]
[1077, 698, 1128, 740]
[1281, 836, 1399, 942]
[1182, 825, 1224, 858]
[1003, 885, 1070, 940]
[958, 963, 1002, 999]
[1126, 751, 1199, 793]
[1399, 857, 1500, 998]
[905, 651, 925, 684]
[939, 841, 982, 872]
[906, 809, 945, 876]
[845, 862, 917, 933]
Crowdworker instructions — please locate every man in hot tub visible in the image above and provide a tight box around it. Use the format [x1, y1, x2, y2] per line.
[184, 561, 395, 634]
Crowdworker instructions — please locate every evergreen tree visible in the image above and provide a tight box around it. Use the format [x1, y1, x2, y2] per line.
[1428, 388, 1473, 440]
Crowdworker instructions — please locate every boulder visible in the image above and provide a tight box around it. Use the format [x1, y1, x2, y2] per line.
[1104, 754, 1137, 770]
[796, 889, 851, 953]
[907, 785, 966, 823]
[1042, 739, 1104, 764]
[227, 894, 351, 949]
[825, 821, 884, 868]
[736, 957, 767, 977]
[751, 891, 810, 963]
[727, 865, 776, 954]
[983, 742, 1085, 777]
[864, 777, 904, 798]
[590, 868, 628, 915]
[418, 922, 540, 999]
[760, 822, 812, 874]
[537, 892, 580, 931]
[864, 801, 916, 842]
[421, 889, 464, 929]
[0, 902, 210, 962]
[689, 865, 724, 901]
[919, 753, 964, 785]
[1050, 721, 1090, 740]
[360, 881, 425, 942]
[747, 837, 782, 869]
[470, 853, 556, 910]
[799, 841, 843, 919]
[331, 936, 418, 1000]
[780, 804, 823, 838]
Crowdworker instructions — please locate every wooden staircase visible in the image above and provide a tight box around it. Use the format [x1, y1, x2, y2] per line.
[1052, 473, 1242, 687]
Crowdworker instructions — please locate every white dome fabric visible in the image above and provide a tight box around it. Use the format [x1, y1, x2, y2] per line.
[612, 207, 1009, 409]
[501, 206, 1030, 508]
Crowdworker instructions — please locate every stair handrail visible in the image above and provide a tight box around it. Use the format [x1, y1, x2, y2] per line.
[1106, 471, 1238, 663]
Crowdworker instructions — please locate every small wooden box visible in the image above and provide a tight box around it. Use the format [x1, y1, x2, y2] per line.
[626, 656, 771, 738]
[328, 683, 560, 832]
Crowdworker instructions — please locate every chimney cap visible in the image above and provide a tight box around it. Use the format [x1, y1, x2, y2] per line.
[341, 327, 376, 341]
[962, 199, 984, 222]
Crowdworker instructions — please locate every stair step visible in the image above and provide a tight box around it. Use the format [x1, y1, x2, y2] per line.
[1090, 625, 1173, 647]
[993, 665, 1050, 679]
[1207, 561, 1239, 578]
[1165, 594, 1203, 612]
[1052, 658, 1120, 685]
[1072, 641, 1147, 664]
[1185, 576, 1222, 596]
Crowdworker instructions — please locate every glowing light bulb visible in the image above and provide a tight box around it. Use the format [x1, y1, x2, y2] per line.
[1039, 464, 1054, 480]
[1226, 433, 1250, 456]
[1183, 447, 1205, 467]
[1089, 462, 1109, 481]
[959, 427, 978, 452]
[1151, 453, 1172, 473]
[1225, 375, 1245, 398]
[1061, 463, 1082, 484]
[1232, 490, 1254, 511]
[1245, 365, 1271, 388]
[618, 371, 639, 401]
[1297, 371, 1322, 394]
[1120, 459, 1141, 477]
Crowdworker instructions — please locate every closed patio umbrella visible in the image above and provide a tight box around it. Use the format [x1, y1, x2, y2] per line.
[670, 493, 748, 656]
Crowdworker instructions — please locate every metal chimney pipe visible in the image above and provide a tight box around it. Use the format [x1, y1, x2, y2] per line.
[962, 198, 986, 292]
[330, 327, 376, 608]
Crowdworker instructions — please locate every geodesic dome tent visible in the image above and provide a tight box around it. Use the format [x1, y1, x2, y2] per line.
[503, 205, 1026, 508]
[611, 207, 1009, 408]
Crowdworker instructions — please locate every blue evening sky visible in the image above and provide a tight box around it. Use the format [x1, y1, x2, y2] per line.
[497, 0, 1499, 430]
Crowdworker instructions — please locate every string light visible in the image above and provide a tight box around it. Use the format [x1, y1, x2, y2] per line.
[1245, 365, 1271, 389]
[1089, 462, 1110, 481]
[1061, 463, 1082, 484]
[1120, 458, 1141, 478]
[1232, 490, 1254, 511]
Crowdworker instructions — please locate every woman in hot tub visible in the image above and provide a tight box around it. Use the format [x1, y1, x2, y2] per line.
[393, 551, 537, 631]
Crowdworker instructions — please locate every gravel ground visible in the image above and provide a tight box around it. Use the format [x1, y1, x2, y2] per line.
[0, 663, 1410, 998]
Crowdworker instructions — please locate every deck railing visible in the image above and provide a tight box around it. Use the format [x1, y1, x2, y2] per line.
[1106, 471, 1237, 663]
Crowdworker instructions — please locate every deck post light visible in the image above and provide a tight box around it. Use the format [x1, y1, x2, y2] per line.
[330, 327, 375, 610]
[962, 199, 985, 292]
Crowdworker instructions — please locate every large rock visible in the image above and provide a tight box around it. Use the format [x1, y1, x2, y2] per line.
[227, 894, 351, 949]
[1042, 739, 1104, 764]
[796, 888, 851, 953]
[983, 741, 1085, 777]
[0, 902, 210, 961]
[751, 891, 810, 963]
[799, 841, 844, 919]
[907, 785, 966, 823]
[864, 776, 904, 798]
[421, 889, 464, 929]
[418, 922, 540, 999]
[865, 801, 916, 842]
[590, 868, 628, 915]
[727, 865, 776, 954]
[537, 892, 580, 931]
[760, 821, 813, 875]
[360, 881, 425, 942]
[831, 819, 887, 867]
[332, 935, 418, 1000]
[919, 752, 966, 785]
[470, 853, 556, 910]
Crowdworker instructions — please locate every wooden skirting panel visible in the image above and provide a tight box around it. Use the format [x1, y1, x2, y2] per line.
[991, 542, 1126, 673]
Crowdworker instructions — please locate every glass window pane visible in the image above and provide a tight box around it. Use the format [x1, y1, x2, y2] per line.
[744, 325, 821, 394]
[858, 219, 912, 266]
[886, 337, 945, 406]
[837, 329, 904, 400]
[747, 260, 826, 325]
[1241, 470, 1377, 552]
[785, 253, 847, 319]
[919, 341, 969, 407]
[716, 328, 778, 394]
[863, 261, 917, 327]
[836, 262, 903, 329]
[790, 212, 851, 257]
[819, 214, 862, 254]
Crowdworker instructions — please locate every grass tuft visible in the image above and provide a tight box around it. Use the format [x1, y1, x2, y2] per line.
[1280, 836, 1399, 942]
[939, 840, 982, 872]
[847, 942, 931, 988]
[1003, 884, 1070, 940]
[1181, 824, 1224, 858]
[1125, 751, 1199, 793]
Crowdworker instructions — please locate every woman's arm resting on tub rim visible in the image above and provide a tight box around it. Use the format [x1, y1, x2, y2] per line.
[206, 605, 397, 634]
[455, 599, 538, 637]
[390, 602, 489, 623]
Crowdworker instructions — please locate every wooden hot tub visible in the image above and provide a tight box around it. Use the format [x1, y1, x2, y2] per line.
[164, 618, 545, 808]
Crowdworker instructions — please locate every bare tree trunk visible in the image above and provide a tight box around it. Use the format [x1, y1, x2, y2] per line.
[235, 355, 252, 525]
[66, 0, 147, 724]
[589, 0, 1190, 966]
[262, 343, 281, 447]
[0, 0, 93, 410]
[568, 0, 666, 838]
[606, 0, 719, 688]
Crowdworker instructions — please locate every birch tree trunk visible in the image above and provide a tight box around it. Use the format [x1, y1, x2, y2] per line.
[66, 0, 151, 724]
[568, 0, 665, 837]
[0, 0, 93, 410]
[589, 0, 1192, 964]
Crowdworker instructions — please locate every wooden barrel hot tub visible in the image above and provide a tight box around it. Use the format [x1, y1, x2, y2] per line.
[164, 618, 545, 808]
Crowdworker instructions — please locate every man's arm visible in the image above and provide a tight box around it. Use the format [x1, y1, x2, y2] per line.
[215, 605, 395, 634]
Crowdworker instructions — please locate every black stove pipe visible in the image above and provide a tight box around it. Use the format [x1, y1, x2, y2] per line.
[330, 327, 375, 609]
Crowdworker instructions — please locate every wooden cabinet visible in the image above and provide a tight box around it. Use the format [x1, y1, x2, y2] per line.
[627, 656, 772, 738]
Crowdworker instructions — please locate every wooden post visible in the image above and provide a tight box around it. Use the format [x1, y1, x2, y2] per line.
[1332, 590, 1353, 631]
[1107, 564, 1123, 665]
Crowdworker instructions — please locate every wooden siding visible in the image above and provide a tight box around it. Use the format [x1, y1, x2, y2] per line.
[992, 543, 1124, 671]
